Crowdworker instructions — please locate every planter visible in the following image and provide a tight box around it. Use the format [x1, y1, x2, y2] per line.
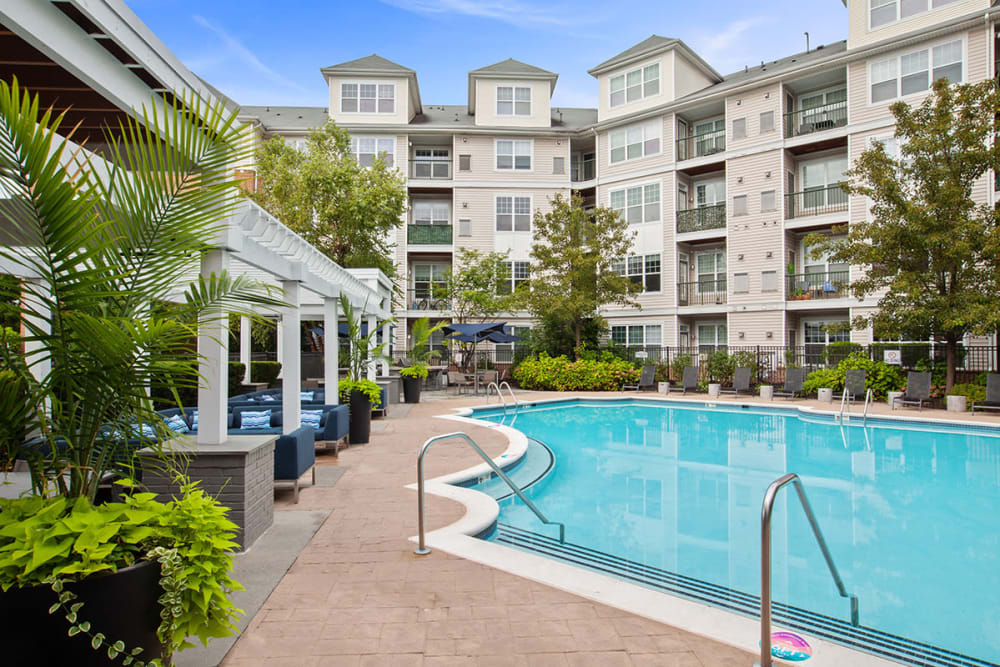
[818, 387, 833, 403]
[0, 560, 163, 666]
[760, 385, 774, 401]
[657, 381, 669, 395]
[888, 390, 904, 408]
[402, 375, 422, 403]
[708, 383, 721, 398]
[349, 389, 372, 444]
[947, 395, 967, 413]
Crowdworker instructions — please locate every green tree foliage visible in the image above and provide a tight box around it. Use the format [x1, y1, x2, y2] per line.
[519, 194, 639, 357]
[806, 79, 1000, 392]
[251, 119, 406, 274]
[440, 248, 520, 325]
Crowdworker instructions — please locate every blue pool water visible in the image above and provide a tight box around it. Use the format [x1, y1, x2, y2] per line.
[468, 399, 1000, 666]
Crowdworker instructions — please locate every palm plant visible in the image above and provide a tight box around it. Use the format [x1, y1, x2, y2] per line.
[337, 293, 392, 401]
[0, 79, 284, 500]
[400, 317, 448, 379]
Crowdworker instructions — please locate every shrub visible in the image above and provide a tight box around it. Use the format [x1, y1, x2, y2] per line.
[400, 363, 428, 379]
[948, 383, 985, 407]
[512, 353, 640, 391]
[228, 362, 245, 397]
[670, 354, 692, 381]
[802, 352, 905, 399]
[822, 341, 863, 366]
[251, 361, 281, 386]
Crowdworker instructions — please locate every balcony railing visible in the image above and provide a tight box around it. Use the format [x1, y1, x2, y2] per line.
[411, 160, 451, 179]
[407, 288, 450, 311]
[678, 279, 727, 306]
[676, 129, 726, 161]
[676, 204, 726, 233]
[786, 270, 850, 301]
[784, 184, 848, 219]
[784, 99, 847, 138]
[571, 161, 595, 182]
[407, 224, 453, 245]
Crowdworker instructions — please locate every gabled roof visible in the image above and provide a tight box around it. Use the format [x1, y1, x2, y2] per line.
[238, 106, 329, 133]
[587, 34, 723, 83]
[321, 53, 414, 74]
[467, 58, 558, 114]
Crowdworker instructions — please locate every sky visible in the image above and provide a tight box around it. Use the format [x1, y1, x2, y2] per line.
[127, 0, 849, 110]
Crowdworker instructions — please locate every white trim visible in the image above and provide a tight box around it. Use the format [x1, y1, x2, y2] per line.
[495, 84, 532, 117]
[608, 57, 662, 109]
[608, 118, 663, 165]
[339, 80, 397, 115]
[607, 179, 663, 225]
[866, 34, 966, 105]
[610, 321, 664, 346]
[493, 193, 534, 233]
[494, 137, 534, 173]
[867, 0, 963, 33]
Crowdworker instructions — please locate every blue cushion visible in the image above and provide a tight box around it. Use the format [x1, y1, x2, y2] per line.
[130, 423, 156, 439]
[301, 410, 322, 429]
[240, 410, 272, 430]
[300, 391, 314, 401]
[191, 411, 198, 430]
[165, 414, 189, 434]
[260, 395, 277, 402]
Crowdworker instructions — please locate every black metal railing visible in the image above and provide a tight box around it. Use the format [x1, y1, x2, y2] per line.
[784, 99, 848, 138]
[676, 129, 726, 161]
[678, 279, 727, 306]
[411, 160, 451, 179]
[784, 184, 848, 219]
[406, 288, 450, 311]
[407, 224, 453, 245]
[786, 270, 850, 301]
[677, 204, 726, 233]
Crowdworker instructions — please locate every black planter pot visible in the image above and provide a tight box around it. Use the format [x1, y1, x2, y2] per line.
[349, 389, 372, 444]
[402, 375, 422, 404]
[0, 560, 163, 665]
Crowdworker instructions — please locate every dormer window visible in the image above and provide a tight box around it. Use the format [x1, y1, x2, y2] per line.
[609, 63, 659, 108]
[341, 81, 395, 114]
[497, 86, 531, 116]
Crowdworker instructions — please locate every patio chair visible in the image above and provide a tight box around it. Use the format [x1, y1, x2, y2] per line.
[774, 368, 805, 399]
[892, 371, 932, 411]
[971, 373, 1000, 414]
[720, 367, 752, 397]
[667, 366, 699, 394]
[448, 371, 473, 395]
[844, 369, 867, 406]
[623, 365, 656, 391]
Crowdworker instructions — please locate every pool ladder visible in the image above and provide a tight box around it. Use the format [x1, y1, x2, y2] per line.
[413, 432, 565, 556]
[838, 387, 874, 424]
[756, 473, 860, 667]
[485, 381, 519, 416]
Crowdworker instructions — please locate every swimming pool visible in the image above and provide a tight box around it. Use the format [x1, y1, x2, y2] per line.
[466, 399, 1000, 667]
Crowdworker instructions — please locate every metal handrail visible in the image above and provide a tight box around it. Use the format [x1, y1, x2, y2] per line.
[485, 382, 507, 410]
[757, 473, 859, 667]
[838, 386, 849, 421]
[862, 388, 874, 426]
[414, 432, 565, 555]
[498, 381, 518, 410]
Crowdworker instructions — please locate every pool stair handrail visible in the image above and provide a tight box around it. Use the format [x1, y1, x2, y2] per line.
[862, 388, 874, 426]
[756, 473, 860, 667]
[485, 381, 520, 417]
[485, 382, 507, 409]
[414, 432, 565, 556]
[838, 387, 850, 421]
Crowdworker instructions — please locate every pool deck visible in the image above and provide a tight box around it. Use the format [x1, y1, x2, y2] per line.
[220, 390, 1000, 666]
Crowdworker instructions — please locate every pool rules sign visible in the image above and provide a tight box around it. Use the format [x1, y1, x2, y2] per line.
[883, 349, 902, 365]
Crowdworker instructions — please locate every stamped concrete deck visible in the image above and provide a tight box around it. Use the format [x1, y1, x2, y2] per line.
[221, 390, 1000, 666]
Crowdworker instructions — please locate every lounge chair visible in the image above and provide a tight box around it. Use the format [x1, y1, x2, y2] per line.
[667, 366, 699, 394]
[844, 369, 867, 407]
[448, 371, 473, 395]
[720, 367, 752, 397]
[623, 365, 656, 391]
[971, 373, 1000, 414]
[892, 371, 932, 411]
[775, 368, 805, 399]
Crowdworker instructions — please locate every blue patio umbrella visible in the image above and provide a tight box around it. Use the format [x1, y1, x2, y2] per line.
[441, 322, 506, 342]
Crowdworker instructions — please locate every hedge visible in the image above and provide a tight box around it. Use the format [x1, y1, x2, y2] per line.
[802, 352, 905, 399]
[513, 353, 640, 391]
[251, 361, 281, 386]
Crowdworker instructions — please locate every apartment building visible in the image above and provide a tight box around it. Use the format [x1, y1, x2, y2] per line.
[242, 0, 999, 358]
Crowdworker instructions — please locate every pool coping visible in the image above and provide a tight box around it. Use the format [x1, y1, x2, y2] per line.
[403, 394, 986, 667]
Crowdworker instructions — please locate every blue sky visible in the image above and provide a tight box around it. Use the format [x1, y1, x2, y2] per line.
[129, 0, 849, 109]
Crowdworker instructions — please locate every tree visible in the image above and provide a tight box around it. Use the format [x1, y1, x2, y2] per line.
[251, 119, 406, 275]
[440, 248, 520, 324]
[807, 78, 1000, 392]
[520, 193, 639, 357]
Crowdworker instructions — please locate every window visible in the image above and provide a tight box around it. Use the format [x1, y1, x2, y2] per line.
[496, 195, 531, 231]
[412, 201, 449, 226]
[761, 270, 778, 292]
[609, 63, 660, 108]
[804, 319, 849, 364]
[761, 190, 776, 212]
[495, 325, 530, 361]
[697, 251, 726, 294]
[613, 254, 661, 292]
[571, 152, 596, 181]
[732, 118, 747, 140]
[497, 86, 531, 116]
[870, 0, 896, 27]
[801, 237, 848, 286]
[869, 39, 963, 103]
[499, 261, 530, 294]
[609, 183, 660, 224]
[413, 263, 448, 302]
[496, 140, 531, 170]
[458, 154, 471, 171]
[350, 136, 395, 167]
[553, 156, 565, 175]
[760, 111, 775, 134]
[733, 194, 748, 216]
[870, 0, 960, 27]
[801, 156, 848, 208]
[697, 323, 727, 353]
[610, 324, 662, 347]
[341, 81, 394, 114]
[695, 180, 725, 207]
[412, 148, 450, 179]
[609, 120, 661, 164]
[733, 272, 749, 293]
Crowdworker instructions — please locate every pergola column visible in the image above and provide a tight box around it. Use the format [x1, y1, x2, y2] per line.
[380, 321, 391, 377]
[197, 250, 229, 445]
[366, 315, 377, 381]
[240, 315, 252, 385]
[323, 296, 339, 404]
[275, 319, 283, 377]
[280, 281, 301, 434]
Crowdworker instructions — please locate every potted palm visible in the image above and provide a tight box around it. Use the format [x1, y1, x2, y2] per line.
[400, 317, 448, 403]
[338, 294, 392, 444]
[0, 81, 282, 664]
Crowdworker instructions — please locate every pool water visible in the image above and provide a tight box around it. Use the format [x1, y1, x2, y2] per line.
[469, 400, 1000, 666]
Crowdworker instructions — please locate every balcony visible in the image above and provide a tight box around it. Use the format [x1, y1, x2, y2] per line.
[676, 130, 725, 161]
[411, 159, 451, 180]
[786, 270, 849, 301]
[784, 184, 848, 220]
[571, 159, 595, 182]
[406, 288, 450, 311]
[677, 204, 726, 233]
[784, 99, 847, 138]
[678, 279, 727, 306]
[407, 224, 452, 245]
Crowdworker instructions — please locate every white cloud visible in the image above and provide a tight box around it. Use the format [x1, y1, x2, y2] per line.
[376, 0, 592, 30]
[690, 16, 772, 71]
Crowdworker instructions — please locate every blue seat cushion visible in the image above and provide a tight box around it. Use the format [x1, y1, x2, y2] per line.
[164, 414, 189, 434]
[300, 391, 315, 402]
[240, 410, 272, 430]
[302, 409, 322, 429]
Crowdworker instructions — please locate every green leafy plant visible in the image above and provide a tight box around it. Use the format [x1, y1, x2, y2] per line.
[512, 353, 640, 391]
[821, 341, 863, 365]
[947, 383, 985, 407]
[250, 361, 282, 386]
[338, 293, 392, 384]
[338, 378, 382, 407]
[399, 365, 428, 380]
[706, 350, 734, 384]
[669, 354, 692, 382]
[401, 317, 447, 381]
[802, 352, 905, 399]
